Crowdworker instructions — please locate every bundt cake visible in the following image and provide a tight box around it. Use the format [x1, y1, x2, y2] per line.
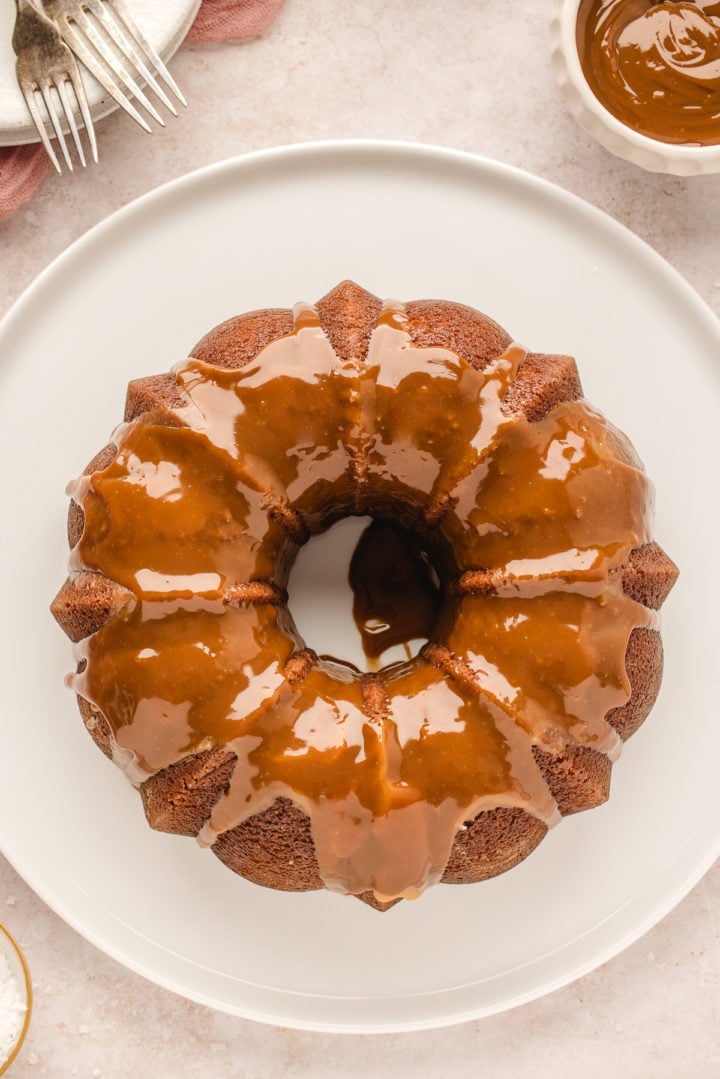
[51, 280, 678, 911]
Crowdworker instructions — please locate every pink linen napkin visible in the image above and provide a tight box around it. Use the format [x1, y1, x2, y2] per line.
[0, 144, 51, 221]
[0, 0, 287, 223]
[186, 0, 286, 42]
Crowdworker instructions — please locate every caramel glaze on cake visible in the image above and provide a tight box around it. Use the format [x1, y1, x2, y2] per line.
[51, 281, 678, 911]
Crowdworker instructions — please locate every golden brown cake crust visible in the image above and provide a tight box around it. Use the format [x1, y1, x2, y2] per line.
[192, 308, 294, 369]
[441, 807, 548, 884]
[51, 280, 678, 909]
[212, 797, 324, 892]
[141, 749, 237, 837]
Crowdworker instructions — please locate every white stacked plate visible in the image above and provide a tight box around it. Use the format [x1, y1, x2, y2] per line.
[0, 141, 717, 1032]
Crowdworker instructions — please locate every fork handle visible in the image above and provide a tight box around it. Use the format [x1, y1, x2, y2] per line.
[13, 0, 58, 53]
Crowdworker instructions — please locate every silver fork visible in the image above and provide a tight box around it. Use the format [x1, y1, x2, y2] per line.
[43, 0, 188, 134]
[13, 0, 97, 173]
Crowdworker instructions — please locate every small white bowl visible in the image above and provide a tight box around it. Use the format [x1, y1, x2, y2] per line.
[0, 923, 32, 1076]
[550, 0, 720, 174]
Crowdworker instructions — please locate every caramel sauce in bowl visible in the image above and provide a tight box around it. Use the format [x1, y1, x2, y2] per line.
[550, 0, 720, 172]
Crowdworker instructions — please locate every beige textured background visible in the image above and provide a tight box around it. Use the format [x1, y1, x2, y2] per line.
[1, 1, 719, 1074]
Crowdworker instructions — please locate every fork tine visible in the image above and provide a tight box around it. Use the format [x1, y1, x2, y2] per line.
[86, 0, 178, 116]
[66, 59, 98, 163]
[58, 20, 154, 133]
[105, 0, 187, 107]
[66, 11, 166, 127]
[40, 83, 73, 172]
[22, 87, 61, 173]
[55, 76, 85, 167]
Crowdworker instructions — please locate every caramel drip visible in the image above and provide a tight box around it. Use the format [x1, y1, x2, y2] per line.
[348, 519, 440, 663]
[172, 303, 358, 533]
[577, 0, 720, 144]
[68, 297, 656, 901]
[365, 302, 528, 523]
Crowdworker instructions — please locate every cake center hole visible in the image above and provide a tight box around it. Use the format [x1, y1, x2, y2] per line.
[288, 517, 441, 673]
